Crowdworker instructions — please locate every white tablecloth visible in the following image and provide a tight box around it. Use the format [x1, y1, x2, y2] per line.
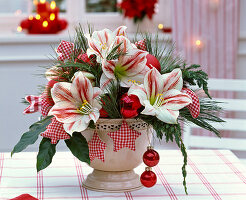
[0, 150, 246, 200]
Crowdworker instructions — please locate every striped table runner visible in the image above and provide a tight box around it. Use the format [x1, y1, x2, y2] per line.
[1, 150, 246, 200]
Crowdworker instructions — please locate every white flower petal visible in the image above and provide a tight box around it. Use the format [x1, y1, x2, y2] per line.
[128, 84, 147, 105]
[155, 107, 179, 124]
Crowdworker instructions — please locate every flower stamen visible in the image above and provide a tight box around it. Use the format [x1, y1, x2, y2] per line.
[77, 100, 92, 115]
[153, 93, 168, 107]
[128, 79, 141, 85]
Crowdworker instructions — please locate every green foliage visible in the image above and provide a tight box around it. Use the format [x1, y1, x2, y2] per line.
[100, 80, 122, 119]
[106, 42, 126, 61]
[65, 132, 90, 165]
[37, 138, 57, 172]
[74, 24, 89, 55]
[182, 64, 211, 98]
[180, 98, 224, 137]
[142, 34, 183, 73]
[12, 116, 53, 156]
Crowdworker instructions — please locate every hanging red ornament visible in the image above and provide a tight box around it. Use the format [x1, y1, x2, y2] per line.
[146, 54, 161, 71]
[140, 167, 157, 187]
[143, 146, 160, 167]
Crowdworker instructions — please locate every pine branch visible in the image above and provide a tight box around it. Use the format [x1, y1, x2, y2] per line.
[179, 98, 224, 137]
[142, 33, 183, 73]
[74, 24, 89, 54]
[182, 64, 211, 98]
[100, 81, 122, 118]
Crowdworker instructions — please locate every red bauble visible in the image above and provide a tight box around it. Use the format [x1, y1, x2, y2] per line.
[143, 146, 160, 167]
[121, 108, 139, 118]
[140, 168, 157, 187]
[146, 54, 161, 71]
[120, 93, 142, 118]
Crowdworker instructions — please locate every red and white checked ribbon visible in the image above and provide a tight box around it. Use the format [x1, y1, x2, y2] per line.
[57, 40, 74, 61]
[40, 93, 53, 117]
[182, 88, 200, 118]
[41, 117, 70, 144]
[24, 92, 70, 144]
[135, 39, 147, 51]
[107, 121, 141, 152]
[88, 132, 107, 162]
[23, 95, 42, 114]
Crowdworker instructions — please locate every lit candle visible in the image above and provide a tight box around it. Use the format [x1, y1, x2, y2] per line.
[37, 0, 48, 15]
[49, 1, 59, 20]
[195, 39, 204, 50]
[17, 26, 22, 32]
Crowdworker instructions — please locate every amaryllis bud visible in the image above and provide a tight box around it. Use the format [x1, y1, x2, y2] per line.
[146, 54, 161, 71]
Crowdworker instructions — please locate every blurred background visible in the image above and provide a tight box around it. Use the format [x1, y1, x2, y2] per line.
[0, 0, 245, 162]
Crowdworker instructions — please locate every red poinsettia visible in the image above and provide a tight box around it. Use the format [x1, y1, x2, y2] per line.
[118, 0, 158, 22]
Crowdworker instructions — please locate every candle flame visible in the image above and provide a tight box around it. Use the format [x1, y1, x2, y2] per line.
[33, 0, 38, 5]
[40, 0, 46, 3]
[17, 26, 22, 32]
[36, 14, 41, 20]
[158, 24, 164, 30]
[50, 13, 55, 21]
[29, 15, 34, 20]
[42, 21, 48, 27]
[195, 40, 201, 46]
[50, 1, 56, 9]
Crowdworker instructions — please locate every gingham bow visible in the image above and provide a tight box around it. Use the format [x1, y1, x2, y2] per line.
[23, 95, 42, 114]
[107, 121, 141, 152]
[181, 88, 200, 118]
[135, 39, 147, 51]
[41, 117, 70, 144]
[57, 40, 74, 61]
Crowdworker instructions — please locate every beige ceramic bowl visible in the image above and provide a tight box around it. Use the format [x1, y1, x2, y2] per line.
[81, 118, 152, 192]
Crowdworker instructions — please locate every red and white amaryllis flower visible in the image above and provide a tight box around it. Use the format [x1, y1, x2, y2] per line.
[128, 68, 192, 124]
[48, 71, 102, 134]
[100, 48, 148, 88]
[86, 26, 132, 63]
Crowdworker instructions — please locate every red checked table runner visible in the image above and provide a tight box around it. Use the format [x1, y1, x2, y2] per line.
[1, 150, 246, 200]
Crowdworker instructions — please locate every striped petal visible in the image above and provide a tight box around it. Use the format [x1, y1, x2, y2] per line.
[51, 82, 75, 104]
[143, 68, 164, 104]
[63, 115, 90, 133]
[155, 108, 179, 124]
[161, 68, 183, 92]
[128, 84, 147, 105]
[113, 26, 127, 37]
[87, 29, 115, 63]
[48, 101, 80, 123]
[162, 89, 192, 110]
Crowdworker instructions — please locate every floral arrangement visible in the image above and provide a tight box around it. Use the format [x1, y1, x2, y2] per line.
[12, 25, 223, 193]
[118, 0, 158, 23]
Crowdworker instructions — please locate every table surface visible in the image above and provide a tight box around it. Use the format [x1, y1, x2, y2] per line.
[0, 150, 246, 200]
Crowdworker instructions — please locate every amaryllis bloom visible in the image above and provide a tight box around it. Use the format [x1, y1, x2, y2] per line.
[45, 65, 68, 82]
[48, 71, 102, 134]
[128, 68, 192, 124]
[100, 49, 148, 88]
[86, 26, 132, 63]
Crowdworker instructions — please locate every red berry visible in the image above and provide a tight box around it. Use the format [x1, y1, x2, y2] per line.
[146, 54, 161, 71]
[140, 169, 157, 187]
[143, 147, 160, 167]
